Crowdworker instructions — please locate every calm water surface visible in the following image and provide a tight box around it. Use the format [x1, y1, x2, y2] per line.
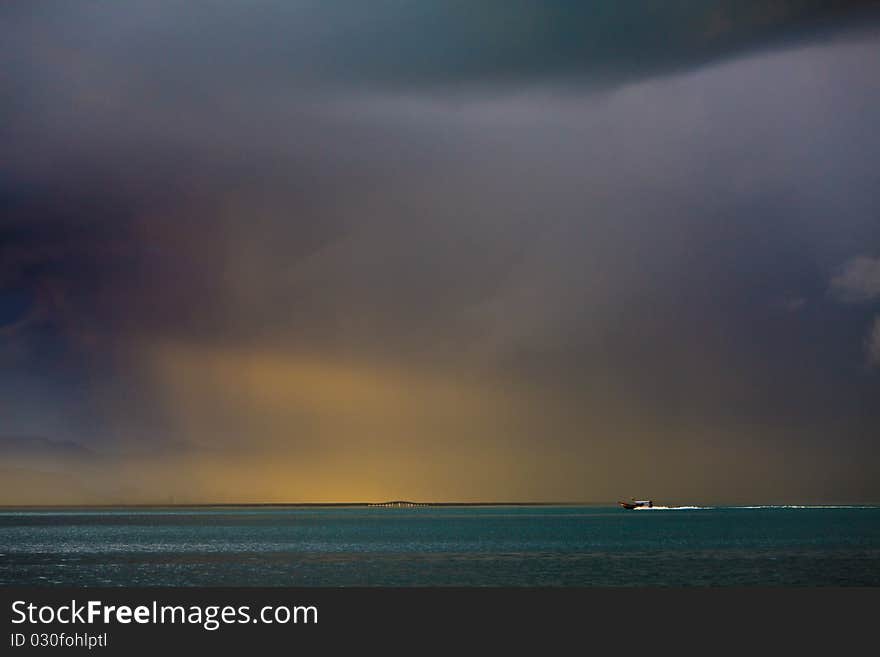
[1, 506, 878, 586]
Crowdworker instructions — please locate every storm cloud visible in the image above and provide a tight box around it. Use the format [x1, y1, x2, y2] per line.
[2, 1, 880, 504]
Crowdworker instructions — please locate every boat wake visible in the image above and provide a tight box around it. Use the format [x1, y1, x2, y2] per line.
[733, 505, 867, 509]
[634, 505, 710, 510]
[634, 505, 870, 510]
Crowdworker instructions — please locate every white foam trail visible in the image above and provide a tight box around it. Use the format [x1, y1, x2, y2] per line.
[633, 505, 872, 510]
[733, 505, 867, 509]
[634, 506, 711, 510]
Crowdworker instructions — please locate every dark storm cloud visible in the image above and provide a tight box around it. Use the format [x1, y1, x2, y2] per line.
[2, 1, 880, 502]
[4, 0, 876, 95]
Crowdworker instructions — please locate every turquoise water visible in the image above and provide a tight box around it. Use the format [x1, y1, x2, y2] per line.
[1, 506, 879, 586]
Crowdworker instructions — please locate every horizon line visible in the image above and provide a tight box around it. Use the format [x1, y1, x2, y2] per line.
[0, 501, 582, 509]
[1, 501, 879, 509]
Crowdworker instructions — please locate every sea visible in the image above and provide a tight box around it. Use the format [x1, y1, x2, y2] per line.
[1, 505, 879, 586]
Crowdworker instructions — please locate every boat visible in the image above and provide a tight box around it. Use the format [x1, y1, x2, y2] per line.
[618, 498, 653, 510]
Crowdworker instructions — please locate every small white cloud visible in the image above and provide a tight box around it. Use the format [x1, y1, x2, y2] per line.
[782, 297, 806, 312]
[867, 316, 880, 369]
[830, 256, 880, 303]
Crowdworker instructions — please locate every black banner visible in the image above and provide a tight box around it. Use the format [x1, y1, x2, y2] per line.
[1, 588, 876, 653]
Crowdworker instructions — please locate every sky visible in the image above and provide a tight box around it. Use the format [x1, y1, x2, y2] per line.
[2, 1, 880, 505]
